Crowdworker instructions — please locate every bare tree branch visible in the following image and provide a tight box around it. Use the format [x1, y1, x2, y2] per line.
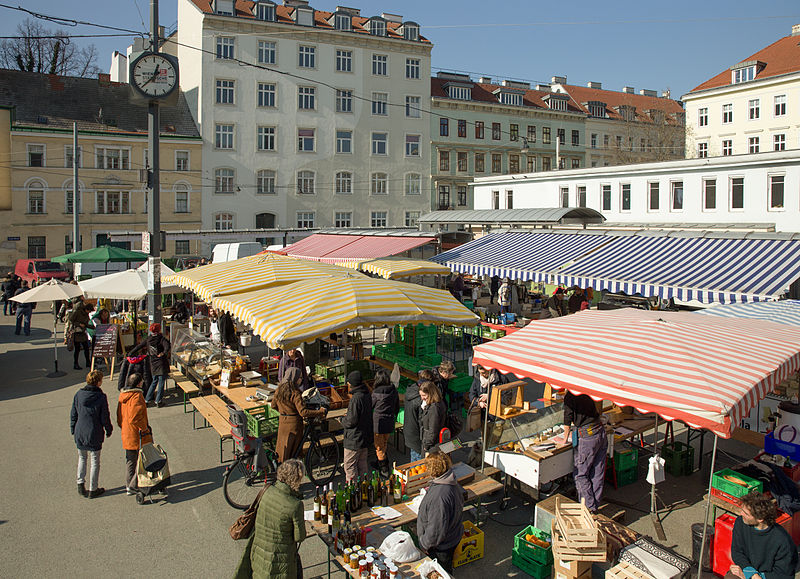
[0, 18, 99, 77]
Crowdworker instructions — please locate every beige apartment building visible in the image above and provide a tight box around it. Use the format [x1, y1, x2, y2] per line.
[0, 69, 203, 271]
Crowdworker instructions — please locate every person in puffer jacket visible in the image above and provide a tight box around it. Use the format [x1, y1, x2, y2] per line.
[417, 451, 464, 573]
[371, 369, 399, 478]
[70, 370, 113, 499]
[117, 373, 152, 495]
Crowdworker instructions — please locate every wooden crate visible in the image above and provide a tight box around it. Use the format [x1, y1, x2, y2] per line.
[554, 496, 600, 548]
[551, 520, 606, 562]
[393, 458, 432, 496]
[605, 561, 655, 579]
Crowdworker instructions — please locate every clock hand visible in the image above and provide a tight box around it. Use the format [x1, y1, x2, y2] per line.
[142, 65, 160, 86]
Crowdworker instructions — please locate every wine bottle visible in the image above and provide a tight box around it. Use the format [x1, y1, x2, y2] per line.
[327, 504, 333, 535]
[361, 476, 368, 502]
[336, 482, 344, 512]
[349, 479, 358, 512]
[393, 475, 401, 504]
[381, 479, 388, 507]
[313, 486, 321, 521]
[320, 485, 328, 520]
[367, 476, 375, 507]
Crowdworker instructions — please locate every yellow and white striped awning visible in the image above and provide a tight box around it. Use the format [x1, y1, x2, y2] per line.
[334, 258, 451, 279]
[163, 253, 357, 302]
[210, 274, 479, 349]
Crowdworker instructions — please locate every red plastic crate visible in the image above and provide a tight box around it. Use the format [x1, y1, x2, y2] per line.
[710, 487, 743, 510]
[713, 513, 735, 577]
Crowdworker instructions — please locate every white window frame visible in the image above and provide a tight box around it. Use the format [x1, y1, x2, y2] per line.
[335, 171, 353, 195]
[296, 170, 315, 195]
[722, 103, 733, 124]
[27, 180, 46, 214]
[65, 145, 82, 169]
[748, 136, 760, 154]
[297, 128, 315, 153]
[775, 94, 786, 117]
[95, 190, 131, 214]
[335, 89, 353, 113]
[371, 92, 388, 116]
[698, 107, 708, 127]
[748, 98, 760, 120]
[405, 173, 421, 196]
[296, 211, 315, 228]
[215, 78, 235, 104]
[334, 211, 352, 228]
[175, 150, 190, 171]
[405, 95, 421, 118]
[620, 183, 631, 212]
[95, 146, 130, 170]
[647, 182, 659, 212]
[670, 181, 684, 212]
[371, 132, 388, 156]
[336, 130, 352, 154]
[702, 178, 717, 212]
[601, 184, 611, 211]
[257, 82, 276, 108]
[335, 49, 352, 73]
[256, 169, 276, 194]
[215, 124, 235, 150]
[298, 45, 316, 69]
[370, 172, 388, 195]
[27, 143, 45, 167]
[216, 36, 235, 60]
[722, 139, 732, 156]
[64, 184, 82, 214]
[257, 126, 276, 152]
[214, 168, 235, 194]
[405, 134, 420, 157]
[298, 86, 316, 110]
[257, 40, 276, 65]
[768, 173, 785, 211]
[174, 183, 190, 213]
[405, 58, 420, 79]
[175, 240, 190, 255]
[405, 211, 421, 227]
[697, 142, 708, 158]
[774, 133, 786, 151]
[372, 54, 388, 76]
[729, 176, 745, 211]
[370, 211, 388, 228]
[214, 212, 234, 230]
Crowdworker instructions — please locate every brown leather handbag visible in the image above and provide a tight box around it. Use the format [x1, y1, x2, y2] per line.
[229, 484, 269, 540]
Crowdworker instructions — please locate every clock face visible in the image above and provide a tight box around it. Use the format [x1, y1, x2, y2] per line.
[131, 53, 178, 98]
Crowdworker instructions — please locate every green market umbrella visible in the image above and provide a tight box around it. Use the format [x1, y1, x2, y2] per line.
[52, 245, 149, 264]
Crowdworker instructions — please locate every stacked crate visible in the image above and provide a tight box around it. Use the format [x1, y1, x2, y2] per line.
[512, 525, 554, 579]
[605, 446, 639, 489]
[661, 441, 694, 476]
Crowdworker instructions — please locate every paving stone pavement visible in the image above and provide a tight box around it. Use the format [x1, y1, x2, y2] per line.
[0, 311, 762, 578]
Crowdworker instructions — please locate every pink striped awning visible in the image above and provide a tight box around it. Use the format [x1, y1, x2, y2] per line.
[472, 308, 800, 438]
[282, 234, 435, 264]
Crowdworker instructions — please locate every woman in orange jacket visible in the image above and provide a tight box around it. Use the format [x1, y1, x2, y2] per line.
[117, 373, 152, 494]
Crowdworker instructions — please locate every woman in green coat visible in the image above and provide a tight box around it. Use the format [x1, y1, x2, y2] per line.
[235, 459, 306, 579]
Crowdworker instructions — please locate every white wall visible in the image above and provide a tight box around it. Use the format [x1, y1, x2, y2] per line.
[473, 150, 800, 232]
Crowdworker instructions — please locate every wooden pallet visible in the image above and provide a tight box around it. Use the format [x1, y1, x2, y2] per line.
[554, 496, 600, 548]
[605, 561, 655, 579]
[551, 519, 607, 562]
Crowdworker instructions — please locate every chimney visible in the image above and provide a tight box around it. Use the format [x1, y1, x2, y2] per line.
[639, 89, 657, 97]
[478, 76, 492, 84]
[283, 0, 309, 6]
[551, 75, 567, 85]
[661, 89, 671, 99]
[97, 72, 111, 86]
[587, 81, 602, 89]
[622, 86, 635, 94]
[793, 24, 800, 36]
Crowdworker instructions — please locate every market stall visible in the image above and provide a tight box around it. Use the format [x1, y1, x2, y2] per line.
[335, 257, 451, 280]
[471, 307, 800, 571]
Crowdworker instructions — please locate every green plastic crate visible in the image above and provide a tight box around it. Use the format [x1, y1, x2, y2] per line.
[513, 526, 553, 565]
[449, 374, 473, 393]
[613, 446, 639, 471]
[244, 405, 279, 437]
[511, 546, 552, 579]
[606, 458, 638, 488]
[712, 468, 763, 498]
[420, 353, 443, 367]
[662, 441, 694, 476]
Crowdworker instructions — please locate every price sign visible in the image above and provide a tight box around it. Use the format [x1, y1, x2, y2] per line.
[92, 324, 119, 359]
[141, 231, 150, 253]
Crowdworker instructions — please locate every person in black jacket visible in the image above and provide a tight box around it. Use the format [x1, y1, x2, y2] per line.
[371, 369, 399, 478]
[419, 381, 447, 455]
[341, 371, 373, 483]
[468, 365, 508, 418]
[70, 370, 113, 499]
[117, 340, 153, 392]
[416, 451, 464, 573]
[405, 370, 431, 462]
[144, 323, 171, 407]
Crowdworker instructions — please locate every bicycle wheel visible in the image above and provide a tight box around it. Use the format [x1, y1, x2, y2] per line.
[304, 431, 340, 487]
[223, 453, 273, 510]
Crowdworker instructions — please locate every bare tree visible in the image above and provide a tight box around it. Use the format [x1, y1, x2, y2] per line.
[604, 107, 686, 166]
[0, 19, 100, 77]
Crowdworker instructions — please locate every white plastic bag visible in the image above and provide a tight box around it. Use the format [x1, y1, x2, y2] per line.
[379, 531, 422, 563]
[416, 558, 452, 579]
[390, 363, 401, 388]
[646, 455, 666, 485]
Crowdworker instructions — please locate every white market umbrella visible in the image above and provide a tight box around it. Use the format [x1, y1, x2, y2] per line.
[11, 279, 84, 377]
[78, 265, 181, 300]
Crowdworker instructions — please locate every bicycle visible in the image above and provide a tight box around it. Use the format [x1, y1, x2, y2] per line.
[222, 415, 340, 509]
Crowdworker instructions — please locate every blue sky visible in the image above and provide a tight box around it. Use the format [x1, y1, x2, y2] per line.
[1, 0, 798, 99]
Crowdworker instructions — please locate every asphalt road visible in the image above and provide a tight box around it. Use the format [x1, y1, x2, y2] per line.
[0, 311, 763, 577]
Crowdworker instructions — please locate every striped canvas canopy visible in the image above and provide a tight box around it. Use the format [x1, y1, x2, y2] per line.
[471, 308, 800, 437]
[697, 300, 800, 327]
[336, 258, 451, 279]
[211, 275, 479, 349]
[163, 253, 356, 301]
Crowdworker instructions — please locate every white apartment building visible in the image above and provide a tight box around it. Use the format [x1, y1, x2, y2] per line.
[683, 24, 800, 159]
[471, 150, 800, 233]
[177, 0, 432, 247]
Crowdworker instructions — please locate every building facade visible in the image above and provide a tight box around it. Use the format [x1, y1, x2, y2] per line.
[0, 69, 203, 270]
[683, 24, 800, 159]
[177, 0, 432, 246]
[471, 150, 800, 233]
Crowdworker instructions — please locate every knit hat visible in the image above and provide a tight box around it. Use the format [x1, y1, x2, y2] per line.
[346, 370, 363, 386]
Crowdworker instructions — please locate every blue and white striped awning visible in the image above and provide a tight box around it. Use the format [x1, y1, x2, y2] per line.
[697, 300, 800, 326]
[555, 235, 800, 303]
[430, 231, 610, 282]
[432, 231, 800, 304]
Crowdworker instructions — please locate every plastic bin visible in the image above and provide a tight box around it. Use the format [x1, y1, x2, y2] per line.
[513, 525, 553, 565]
[511, 546, 552, 579]
[244, 405, 279, 437]
[662, 441, 694, 476]
[613, 446, 639, 471]
[711, 468, 763, 498]
[764, 431, 800, 461]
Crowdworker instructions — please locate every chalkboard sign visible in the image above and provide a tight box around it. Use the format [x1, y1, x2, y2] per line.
[92, 324, 119, 359]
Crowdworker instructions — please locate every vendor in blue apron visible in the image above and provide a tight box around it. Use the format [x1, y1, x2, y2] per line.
[560, 391, 607, 513]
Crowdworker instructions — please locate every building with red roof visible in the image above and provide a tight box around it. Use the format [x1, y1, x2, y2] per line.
[682, 24, 800, 160]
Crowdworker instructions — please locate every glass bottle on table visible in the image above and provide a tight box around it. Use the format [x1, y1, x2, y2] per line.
[361, 475, 369, 504]
[320, 486, 328, 522]
[313, 486, 321, 521]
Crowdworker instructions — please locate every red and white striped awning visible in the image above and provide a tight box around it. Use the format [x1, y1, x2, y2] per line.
[472, 308, 800, 437]
[280, 233, 435, 264]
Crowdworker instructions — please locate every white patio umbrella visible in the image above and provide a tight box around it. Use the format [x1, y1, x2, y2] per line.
[78, 262, 181, 300]
[11, 279, 84, 377]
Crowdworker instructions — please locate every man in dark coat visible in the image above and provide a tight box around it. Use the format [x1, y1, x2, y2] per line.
[489, 275, 500, 304]
[404, 370, 429, 462]
[70, 370, 113, 498]
[341, 370, 373, 483]
[278, 348, 309, 391]
[217, 311, 238, 350]
[417, 452, 464, 573]
[2, 273, 15, 316]
[117, 340, 153, 392]
[13, 280, 34, 336]
[371, 369, 399, 477]
[144, 323, 171, 407]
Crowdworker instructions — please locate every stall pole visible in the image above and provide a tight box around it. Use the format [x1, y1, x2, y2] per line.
[696, 434, 718, 579]
[47, 308, 66, 378]
[649, 414, 667, 540]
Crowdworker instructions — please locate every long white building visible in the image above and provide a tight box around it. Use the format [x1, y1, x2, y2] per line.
[471, 149, 800, 233]
[177, 0, 432, 249]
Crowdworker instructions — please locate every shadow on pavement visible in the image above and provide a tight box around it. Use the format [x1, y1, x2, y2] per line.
[163, 465, 227, 503]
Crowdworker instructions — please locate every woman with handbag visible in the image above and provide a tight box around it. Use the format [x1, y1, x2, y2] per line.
[70, 370, 113, 499]
[271, 367, 327, 463]
[68, 298, 94, 370]
[117, 372, 152, 495]
[235, 459, 307, 578]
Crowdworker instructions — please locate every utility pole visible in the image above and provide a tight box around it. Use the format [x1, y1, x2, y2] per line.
[72, 122, 79, 254]
[147, 0, 162, 327]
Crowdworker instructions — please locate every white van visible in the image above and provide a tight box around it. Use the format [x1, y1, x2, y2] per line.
[211, 242, 264, 263]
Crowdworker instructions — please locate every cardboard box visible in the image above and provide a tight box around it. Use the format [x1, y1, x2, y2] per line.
[453, 520, 484, 568]
[554, 557, 592, 579]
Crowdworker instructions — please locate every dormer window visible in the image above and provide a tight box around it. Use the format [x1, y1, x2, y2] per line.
[255, 1, 276, 21]
[544, 93, 569, 111]
[214, 0, 234, 16]
[587, 101, 606, 118]
[369, 18, 386, 36]
[402, 22, 419, 41]
[495, 90, 523, 106]
[733, 65, 755, 84]
[648, 109, 665, 124]
[294, 6, 314, 26]
[449, 86, 471, 100]
[617, 104, 636, 121]
[334, 12, 351, 31]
